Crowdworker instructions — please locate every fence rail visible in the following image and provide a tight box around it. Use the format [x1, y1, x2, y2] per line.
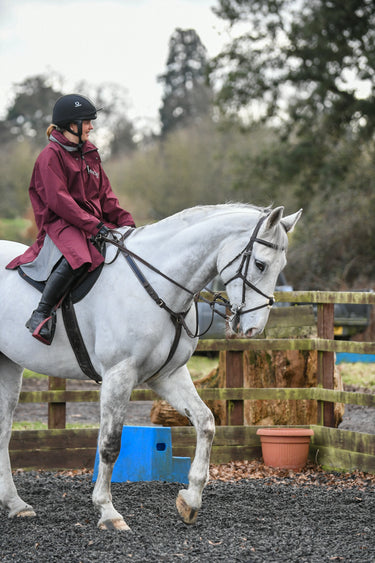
[10, 290, 375, 474]
[18, 386, 375, 408]
[197, 337, 375, 353]
[274, 290, 375, 304]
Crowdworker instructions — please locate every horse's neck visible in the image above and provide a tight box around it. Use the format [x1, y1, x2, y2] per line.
[130, 218, 220, 288]
[126, 206, 260, 308]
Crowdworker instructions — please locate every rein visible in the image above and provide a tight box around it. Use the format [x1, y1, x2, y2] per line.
[103, 229, 231, 340]
[101, 229, 221, 379]
[100, 212, 284, 374]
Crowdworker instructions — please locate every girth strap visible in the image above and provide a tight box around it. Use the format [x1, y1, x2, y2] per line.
[150, 314, 185, 381]
[62, 295, 102, 384]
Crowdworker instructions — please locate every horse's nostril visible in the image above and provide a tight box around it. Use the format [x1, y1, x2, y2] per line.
[231, 318, 241, 333]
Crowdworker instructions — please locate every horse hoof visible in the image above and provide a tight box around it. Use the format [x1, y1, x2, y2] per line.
[176, 492, 198, 525]
[99, 518, 131, 531]
[8, 504, 36, 518]
[16, 509, 36, 518]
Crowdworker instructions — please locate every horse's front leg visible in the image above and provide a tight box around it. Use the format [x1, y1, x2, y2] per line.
[92, 362, 134, 531]
[148, 365, 215, 525]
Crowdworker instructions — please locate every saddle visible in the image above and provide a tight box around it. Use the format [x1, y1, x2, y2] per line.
[18, 260, 104, 384]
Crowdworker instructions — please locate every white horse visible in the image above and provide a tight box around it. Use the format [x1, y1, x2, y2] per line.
[0, 204, 301, 530]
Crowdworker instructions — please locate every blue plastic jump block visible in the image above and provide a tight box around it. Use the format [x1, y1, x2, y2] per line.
[92, 426, 190, 484]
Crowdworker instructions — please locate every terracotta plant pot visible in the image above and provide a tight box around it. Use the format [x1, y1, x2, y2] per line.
[256, 428, 314, 470]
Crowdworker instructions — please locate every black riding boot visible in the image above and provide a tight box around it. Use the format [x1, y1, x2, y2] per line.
[26, 258, 87, 345]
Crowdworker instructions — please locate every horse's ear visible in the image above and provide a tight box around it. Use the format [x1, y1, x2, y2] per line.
[281, 209, 303, 233]
[265, 206, 284, 230]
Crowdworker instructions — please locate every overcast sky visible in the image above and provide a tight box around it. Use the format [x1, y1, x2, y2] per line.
[0, 0, 229, 131]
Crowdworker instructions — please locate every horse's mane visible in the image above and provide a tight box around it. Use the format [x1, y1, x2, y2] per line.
[172, 204, 288, 249]
[130, 203, 287, 247]
[158, 203, 271, 227]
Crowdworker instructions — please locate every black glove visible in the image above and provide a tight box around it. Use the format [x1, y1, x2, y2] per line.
[96, 224, 110, 239]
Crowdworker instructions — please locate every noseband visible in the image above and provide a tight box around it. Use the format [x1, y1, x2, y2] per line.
[219, 213, 286, 323]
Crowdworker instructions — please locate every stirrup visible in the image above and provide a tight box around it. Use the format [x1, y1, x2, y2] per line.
[30, 313, 57, 346]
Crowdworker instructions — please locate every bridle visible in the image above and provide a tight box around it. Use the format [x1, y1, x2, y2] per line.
[100, 211, 285, 374]
[219, 213, 286, 327]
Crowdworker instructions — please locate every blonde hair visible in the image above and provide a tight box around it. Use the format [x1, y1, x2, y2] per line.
[46, 124, 57, 139]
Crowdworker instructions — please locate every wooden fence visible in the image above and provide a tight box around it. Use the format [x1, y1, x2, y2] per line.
[9, 291, 375, 474]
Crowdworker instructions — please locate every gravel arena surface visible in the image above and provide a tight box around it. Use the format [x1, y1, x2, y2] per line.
[4, 376, 374, 562]
[0, 465, 374, 562]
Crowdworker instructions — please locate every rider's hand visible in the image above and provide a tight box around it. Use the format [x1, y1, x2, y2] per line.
[97, 224, 110, 239]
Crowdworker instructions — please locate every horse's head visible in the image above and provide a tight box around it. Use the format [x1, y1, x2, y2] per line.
[217, 207, 302, 338]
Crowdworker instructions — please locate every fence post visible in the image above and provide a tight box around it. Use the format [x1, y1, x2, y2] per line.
[317, 302, 335, 427]
[225, 350, 244, 425]
[48, 376, 66, 429]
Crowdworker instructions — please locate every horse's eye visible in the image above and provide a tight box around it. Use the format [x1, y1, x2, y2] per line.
[255, 260, 266, 272]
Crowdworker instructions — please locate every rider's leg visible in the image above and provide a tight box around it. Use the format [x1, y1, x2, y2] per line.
[26, 257, 88, 344]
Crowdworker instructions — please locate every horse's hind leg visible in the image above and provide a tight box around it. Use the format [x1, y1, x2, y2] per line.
[0, 354, 35, 518]
[148, 365, 215, 525]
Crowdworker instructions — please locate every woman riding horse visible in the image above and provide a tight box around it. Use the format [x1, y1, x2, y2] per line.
[6, 94, 135, 345]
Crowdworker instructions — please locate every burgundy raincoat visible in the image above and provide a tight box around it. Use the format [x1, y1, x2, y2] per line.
[6, 131, 135, 274]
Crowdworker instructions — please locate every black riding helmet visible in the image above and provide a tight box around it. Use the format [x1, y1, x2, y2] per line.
[52, 94, 102, 147]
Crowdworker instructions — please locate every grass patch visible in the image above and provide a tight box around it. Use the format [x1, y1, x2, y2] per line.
[66, 423, 99, 430]
[338, 362, 375, 389]
[187, 354, 219, 380]
[22, 369, 48, 380]
[12, 421, 47, 431]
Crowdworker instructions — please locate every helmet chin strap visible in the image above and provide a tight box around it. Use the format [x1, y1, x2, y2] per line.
[65, 120, 83, 148]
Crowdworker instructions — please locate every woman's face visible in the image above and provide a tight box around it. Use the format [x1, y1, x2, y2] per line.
[67, 120, 94, 143]
[80, 120, 94, 142]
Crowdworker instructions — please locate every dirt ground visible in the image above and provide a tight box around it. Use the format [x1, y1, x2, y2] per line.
[336, 384, 375, 434]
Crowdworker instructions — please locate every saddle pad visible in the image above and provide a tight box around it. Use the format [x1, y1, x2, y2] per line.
[17, 261, 104, 304]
